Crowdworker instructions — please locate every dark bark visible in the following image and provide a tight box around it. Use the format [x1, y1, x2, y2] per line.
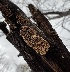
[6, 30, 56, 72]
[28, 4, 70, 72]
[0, 0, 70, 72]
[0, 0, 57, 72]
[0, 22, 9, 35]
[43, 9, 70, 19]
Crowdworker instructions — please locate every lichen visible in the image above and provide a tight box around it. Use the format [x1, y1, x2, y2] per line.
[20, 26, 50, 55]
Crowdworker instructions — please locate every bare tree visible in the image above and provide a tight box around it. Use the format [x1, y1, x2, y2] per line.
[0, 0, 70, 72]
[9, 0, 70, 48]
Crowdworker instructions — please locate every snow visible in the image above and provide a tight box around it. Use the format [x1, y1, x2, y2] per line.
[0, 35, 27, 72]
[0, 35, 26, 64]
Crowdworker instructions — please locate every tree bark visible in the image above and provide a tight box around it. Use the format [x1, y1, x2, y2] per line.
[28, 4, 70, 72]
[0, 0, 70, 72]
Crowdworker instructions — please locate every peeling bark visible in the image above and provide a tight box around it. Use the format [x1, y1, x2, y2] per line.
[0, 0, 70, 72]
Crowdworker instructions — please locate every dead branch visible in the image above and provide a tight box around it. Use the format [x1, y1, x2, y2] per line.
[43, 9, 70, 19]
[28, 4, 70, 72]
[0, 0, 70, 72]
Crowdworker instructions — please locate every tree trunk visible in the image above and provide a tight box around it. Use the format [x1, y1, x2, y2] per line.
[0, 0, 70, 72]
[28, 4, 70, 72]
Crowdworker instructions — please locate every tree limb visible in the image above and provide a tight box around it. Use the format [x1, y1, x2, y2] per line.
[28, 4, 70, 72]
[0, 0, 70, 72]
[0, 0, 60, 72]
[43, 9, 70, 19]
